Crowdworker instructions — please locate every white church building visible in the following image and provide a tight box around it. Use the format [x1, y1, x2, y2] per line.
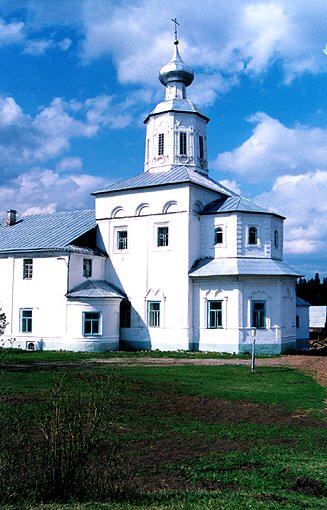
[0, 37, 301, 354]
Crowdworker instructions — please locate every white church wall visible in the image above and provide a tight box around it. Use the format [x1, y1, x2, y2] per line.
[68, 253, 106, 290]
[0, 254, 68, 349]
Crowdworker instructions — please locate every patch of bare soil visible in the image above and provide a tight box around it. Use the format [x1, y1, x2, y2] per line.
[122, 385, 326, 492]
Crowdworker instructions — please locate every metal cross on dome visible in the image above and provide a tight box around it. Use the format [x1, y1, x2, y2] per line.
[172, 17, 179, 44]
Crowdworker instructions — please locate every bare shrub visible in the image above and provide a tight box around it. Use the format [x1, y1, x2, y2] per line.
[0, 369, 135, 504]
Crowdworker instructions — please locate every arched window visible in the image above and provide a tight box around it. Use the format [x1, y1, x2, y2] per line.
[248, 226, 258, 245]
[215, 227, 223, 245]
[274, 229, 279, 248]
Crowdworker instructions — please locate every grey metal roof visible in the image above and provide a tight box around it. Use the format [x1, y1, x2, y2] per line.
[201, 195, 284, 219]
[0, 210, 96, 254]
[92, 166, 233, 196]
[66, 280, 125, 299]
[189, 257, 301, 277]
[144, 98, 209, 123]
[296, 296, 310, 306]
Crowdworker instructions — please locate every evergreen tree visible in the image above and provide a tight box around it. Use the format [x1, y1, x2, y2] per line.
[0, 308, 7, 336]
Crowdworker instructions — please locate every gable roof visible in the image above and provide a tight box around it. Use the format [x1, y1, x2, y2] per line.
[92, 166, 233, 196]
[66, 280, 125, 299]
[0, 210, 97, 254]
[296, 296, 310, 306]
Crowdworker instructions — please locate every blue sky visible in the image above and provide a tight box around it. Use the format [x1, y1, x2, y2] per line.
[1, 0, 327, 278]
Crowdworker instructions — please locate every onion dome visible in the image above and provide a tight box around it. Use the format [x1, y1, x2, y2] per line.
[159, 41, 194, 87]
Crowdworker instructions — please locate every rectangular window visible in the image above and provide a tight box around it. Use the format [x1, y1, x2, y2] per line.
[20, 309, 32, 333]
[199, 135, 204, 159]
[83, 312, 101, 336]
[148, 301, 160, 327]
[23, 258, 33, 279]
[157, 226, 169, 247]
[158, 133, 164, 155]
[252, 301, 266, 329]
[83, 259, 92, 278]
[117, 230, 128, 250]
[296, 315, 300, 328]
[179, 132, 187, 155]
[207, 301, 223, 328]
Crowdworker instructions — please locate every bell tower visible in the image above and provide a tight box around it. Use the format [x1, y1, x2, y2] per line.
[143, 21, 210, 175]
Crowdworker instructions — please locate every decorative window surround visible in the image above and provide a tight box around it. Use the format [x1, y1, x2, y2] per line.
[147, 301, 160, 327]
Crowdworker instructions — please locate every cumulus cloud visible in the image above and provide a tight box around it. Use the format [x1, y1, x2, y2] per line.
[213, 113, 327, 181]
[255, 170, 327, 255]
[2, 1, 327, 103]
[3, 167, 108, 215]
[0, 94, 133, 179]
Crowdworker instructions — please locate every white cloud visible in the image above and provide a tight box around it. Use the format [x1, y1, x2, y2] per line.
[56, 157, 83, 171]
[219, 179, 242, 195]
[0, 17, 24, 44]
[3, 167, 108, 215]
[0, 94, 132, 177]
[23, 37, 72, 55]
[213, 113, 327, 181]
[255, 170, 327, 255]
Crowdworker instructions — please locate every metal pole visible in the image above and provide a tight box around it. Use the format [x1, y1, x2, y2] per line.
[251, 328, 256, 373]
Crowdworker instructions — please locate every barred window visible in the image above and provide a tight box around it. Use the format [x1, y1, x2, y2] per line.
[158, 133, 164, 155]
[23, 259, 33, 279]
[157, 226, 169, 247]
[179, 132, 187, 155]
[117, 230, 128, 250]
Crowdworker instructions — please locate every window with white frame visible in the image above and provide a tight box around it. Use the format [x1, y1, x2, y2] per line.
[157, 226, 169, 247]
[117, 230, 128, 250]
[215, 226, 223, 245]
[83, 258, 92, 278]
[199, 135, 204, 159]
[147, 301, 160, 327]
[23, 258, 33, 279]
[207, 301, 223, 328]
[83, 312, 101, 336]
[251, 301, 266, 329]
[248, 226, 258, 245]
[158, 133, 164, 155]
[274, 228, 279, 249]
[20, 309, 32, 333]
[179, 132, 187, 155]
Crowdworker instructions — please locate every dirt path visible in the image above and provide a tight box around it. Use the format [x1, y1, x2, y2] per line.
[92, 354, 327, 388]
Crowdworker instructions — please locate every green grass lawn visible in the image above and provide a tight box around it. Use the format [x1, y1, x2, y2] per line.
[0, 353, 326, 510]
